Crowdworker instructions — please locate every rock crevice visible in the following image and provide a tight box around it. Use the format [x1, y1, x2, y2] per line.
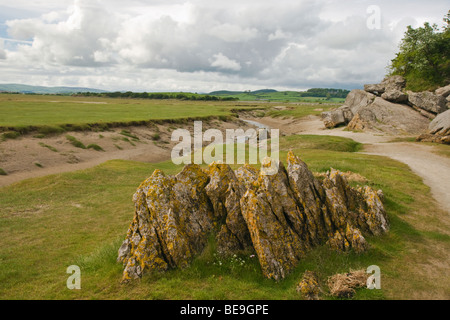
[118, 152, 389, 282]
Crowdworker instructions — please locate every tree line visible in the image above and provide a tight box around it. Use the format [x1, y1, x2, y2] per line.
[73, 91, 238, 101]
[299, 88, 350, 99]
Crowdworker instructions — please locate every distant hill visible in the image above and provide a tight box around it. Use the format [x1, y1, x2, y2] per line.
[209, 89, 277, 95]
[208, 88, 350, 103]
[0, 84, 108, 94]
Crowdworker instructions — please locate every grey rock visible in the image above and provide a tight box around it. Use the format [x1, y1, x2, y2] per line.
[364, 76, 406, 95]
[435, 84, 450, 98]
[321, 109, 346, 129]
[407, 91, 448, 114]
[381, 89, 408, 103]
[321, 90, 375, 128]
[347, 97, 429, 135]
[429, 109, 450, 136]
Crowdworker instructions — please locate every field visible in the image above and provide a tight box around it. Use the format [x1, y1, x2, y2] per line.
[0, 95, 449, 300]
[209, 90, 346, 103]
[0, 94, 257, 132]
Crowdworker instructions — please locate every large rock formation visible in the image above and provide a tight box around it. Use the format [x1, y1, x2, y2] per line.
[322, 76, 449, 134]
[347, 97, 429, 134]
[118, 152, 389, 282]
[417, 109, 450, 145]
[407, 91, 448, 115]
[321, 90, 375, 128]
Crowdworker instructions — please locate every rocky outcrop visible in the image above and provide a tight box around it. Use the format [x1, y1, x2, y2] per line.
[364, 75, 406, 95]
[118, 152, 389, 282]
[417, 109, 450, 145]
[435, 84, 450, 98]
[407, 91, 447, 115]
[347, 97, 429, 134]
[321, 90, 375, 128]
[322, 76, 449, 134]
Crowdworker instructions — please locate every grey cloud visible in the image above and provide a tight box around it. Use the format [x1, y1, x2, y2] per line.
[1, 0, 447, 91]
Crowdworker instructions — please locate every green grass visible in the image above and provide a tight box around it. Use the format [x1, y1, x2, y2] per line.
[119, 130, 139, 140]
[213, 91, 346, 103]
[266, 104, 336, 118]
[65, 135, 86, 149]
[39, 142, 58, 152]
[0, 134, 448, 299]
[279, 135, 362, 153]
[0, 167, 7, 175]
[0, 94, 257, 132]
[87, 144, 104, 152]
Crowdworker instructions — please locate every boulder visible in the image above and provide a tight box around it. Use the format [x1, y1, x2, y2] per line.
[364, 75, 406, 95]
[118, 151, 389, 282]
[321, 108, 346, 128]
[407, 91, 448, 115]
[347, 97, 429, 135]
[417, 109, 450, 145]
[321, 90, 375, 128]
[364, 83, 385, 95]
[435, 84, 450, 98]
[381, 89, 408, 103]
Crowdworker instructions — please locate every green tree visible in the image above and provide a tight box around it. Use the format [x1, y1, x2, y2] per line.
[388, 11, 450, 91]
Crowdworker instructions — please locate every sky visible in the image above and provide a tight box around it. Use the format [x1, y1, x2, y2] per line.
[0, 0, 448, 92]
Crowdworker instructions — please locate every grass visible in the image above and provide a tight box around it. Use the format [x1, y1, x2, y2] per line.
[0, 167, 7, 175]
[38, 142, 58, 152]
[119, 130, 139, 140]
[87, 144, 104, 152]
[0, 134, 448, 299]
[0, 94, 260, 134]
[266, 104, 336, 118]
[65, 135, 86, 149]
[212, 91, 346, 103]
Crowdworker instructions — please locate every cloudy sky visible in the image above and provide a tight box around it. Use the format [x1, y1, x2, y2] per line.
[0, 0, 448, 92]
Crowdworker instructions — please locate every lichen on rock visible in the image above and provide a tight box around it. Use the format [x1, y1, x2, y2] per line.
[118, 151, 389, 282]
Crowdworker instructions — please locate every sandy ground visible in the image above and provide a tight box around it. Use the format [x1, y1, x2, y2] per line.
[0, 118, 250, 187]
[246, 115, 450, 214]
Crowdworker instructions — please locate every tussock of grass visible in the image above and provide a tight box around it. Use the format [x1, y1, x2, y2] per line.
[66, 135, 86, 149]
[87, 144, 104, 152]
[2, 131, 21, 140]
[119, 130, 139, 140]
[38, 142, 58, 152]
[0, 167, 7, 175]
[122, 137, 136, 146]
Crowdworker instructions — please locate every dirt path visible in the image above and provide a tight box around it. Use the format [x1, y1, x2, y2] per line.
[247, 116, 450, 213]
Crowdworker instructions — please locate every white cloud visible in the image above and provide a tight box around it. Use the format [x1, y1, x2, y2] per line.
[210, 53, 241, 71]
[0, 39, 6, 59]
[0, 0, 449, 91]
